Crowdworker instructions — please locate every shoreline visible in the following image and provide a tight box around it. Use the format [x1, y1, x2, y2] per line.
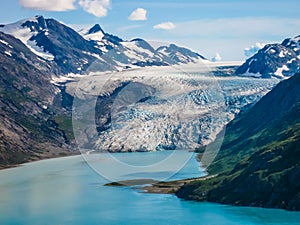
[105, 175, 300, 212]
[2, 153, 299, 213]
[0, 151, 81, 171]
[105, 175, 217, 194]
[0, 149, 200, 171]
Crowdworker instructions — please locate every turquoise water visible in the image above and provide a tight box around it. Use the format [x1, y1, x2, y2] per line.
[0, 152, 299, 225]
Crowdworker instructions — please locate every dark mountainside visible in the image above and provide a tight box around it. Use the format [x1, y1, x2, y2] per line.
[29, 17, 103, 74]
[176, 74, 300, 211]
[0, 32, 75, 168]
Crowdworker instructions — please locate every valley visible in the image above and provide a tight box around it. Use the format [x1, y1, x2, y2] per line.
[0, 12, 300, 224]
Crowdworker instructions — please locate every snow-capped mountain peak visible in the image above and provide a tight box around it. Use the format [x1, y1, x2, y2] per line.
[87, 24, 105, 35]
[22, 15, 47, 32]
[282, 35, 300, 50]
[80, 24, 105, 41]
[0, 15, 48, 36]
[0, 15, 53, 60]
[130, 38, 156, 52]
[236, 35, 300, 78]
[1, 16, 208, 75]
[157, 44, 206, 64]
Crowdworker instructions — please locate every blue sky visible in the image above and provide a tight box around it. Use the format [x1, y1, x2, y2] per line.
[1, 0, 300, 60]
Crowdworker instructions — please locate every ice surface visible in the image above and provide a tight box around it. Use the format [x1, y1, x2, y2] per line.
[71, 64, 278, 152]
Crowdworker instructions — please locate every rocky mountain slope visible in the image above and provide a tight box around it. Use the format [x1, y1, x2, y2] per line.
[0, 31, 75, 168]
[0, 16, 102, 74]
[1, 16, 206, 74]
[80, 23, 206, 71]
[176, 73, 300, 211]
[236, 35, 300, 78]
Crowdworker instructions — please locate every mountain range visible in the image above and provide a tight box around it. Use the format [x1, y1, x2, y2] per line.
[0, 15, 206, 75]
[2, 15, 299, 79]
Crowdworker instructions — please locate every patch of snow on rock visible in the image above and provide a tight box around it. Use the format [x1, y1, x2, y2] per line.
[4, 51, 12, 56]
[274, 65, 289, 77]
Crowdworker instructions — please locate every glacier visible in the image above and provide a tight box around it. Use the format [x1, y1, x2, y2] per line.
[70, 63, 279, 153]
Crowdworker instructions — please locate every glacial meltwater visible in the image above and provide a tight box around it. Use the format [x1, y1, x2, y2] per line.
[0, 152, 299, 225]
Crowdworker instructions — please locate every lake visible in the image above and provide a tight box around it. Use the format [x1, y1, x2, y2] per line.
[0, 151, 299, 225]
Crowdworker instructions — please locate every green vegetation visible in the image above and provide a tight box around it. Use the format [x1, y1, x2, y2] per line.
[53, 114, 74, 141]
[176, 74, 300, 211]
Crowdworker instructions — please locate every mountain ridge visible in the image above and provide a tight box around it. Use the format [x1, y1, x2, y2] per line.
[236, 35, 300, 78]
[0, 16, 207, 75]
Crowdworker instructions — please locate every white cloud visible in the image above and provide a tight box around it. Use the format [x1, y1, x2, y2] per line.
[211, 53, 222, 62]
[19, 0, 76, 11]
[78, 0, 110, 17]
[128, 8, 147, 21]
[19, 0, 111, 16]
[153, 22, 176, 30]
[244, 42, 266, 58]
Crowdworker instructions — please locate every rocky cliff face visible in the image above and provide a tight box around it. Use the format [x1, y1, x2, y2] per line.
[176, 74, 300, 211]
